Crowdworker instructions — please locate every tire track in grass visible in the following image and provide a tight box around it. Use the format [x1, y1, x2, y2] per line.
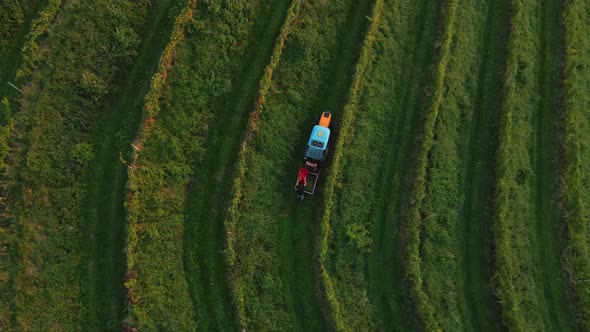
[182, 0, 293, 330]
[84, 1, 179, 329]
[460, 0, 509, 329]
[277, 0, 374, 329]
[534, 0, 574, 329]
[368, 0, 441, 329]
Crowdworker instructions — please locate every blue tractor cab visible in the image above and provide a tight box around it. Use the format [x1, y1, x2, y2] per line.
[304, 125, 331, 162]
[297, 112, 332, 197]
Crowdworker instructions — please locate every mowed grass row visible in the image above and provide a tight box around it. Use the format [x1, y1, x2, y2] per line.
[410, 0, 508, 330]
[317, 0, 384, 327]
[83, 0, 182, 329]
[561, 0, 590, 328]
[224, 0, 374, 329]
[123, 2, 199, 328]
[493, 0, 575, 329]
[345, 0, 442, 330]
[0, 0, 57, 327]
[3, 0, 151, 329]
[182, 0, 294, 330]
[276, 0, 373, 330]
[124, 0, 291, 329]
[402, 1, 457, 330]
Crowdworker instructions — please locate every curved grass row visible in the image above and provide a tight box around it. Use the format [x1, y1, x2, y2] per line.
[222, 1, 314, 329]
[402, 0, 458, 330]
[82, 0, 183, 329]
[124, 0, 291, 329]
[316, 0, 383, 329]
[561, 0, 590, 328]
[315, 0, 443, 329]
[410, 0, 509, 330]
[123, 1, 200, 329]
[493, 0, 574, 329]
[181, 0, 294, 329]
[493, 3, 542, 327]
[224, 0, 375, 329]
[4, 0, 150, 329]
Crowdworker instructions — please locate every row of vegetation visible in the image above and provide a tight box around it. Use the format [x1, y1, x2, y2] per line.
[224, 0, 375, 329]
[82, 0, 185, 329]
[4, 1, 151, 329]
[402, 0, 457, 330]
[409, 0, 481, 329]
[314, 0, 443, 330]
[0, 0, 62, 175]
[561, 0, 590, 328]
[223, 0, 308, 328]
[124, 0, 285, 329]
[123, 0, 201, 329]
[0, 0, 49, 328]
[493, 0, 575, 330]
[316, 0, 383, 329]
[410, 0, 509, 330]
[0, 0, 57, 183]
[182, 0, 295, 329]
[493, 3, 538, 327]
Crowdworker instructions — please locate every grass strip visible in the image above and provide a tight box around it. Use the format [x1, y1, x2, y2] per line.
[124, 0, 289, 329]
[316, 0, 382, 330]
[359, 1, 442, 329]
[272, 0, 374, 330]
[493, 0, 575, 329]
[225, 1, 302, 328]
[0, 0, 62, 178]
[123, 1, 198, 329]
[402, 0, 458, 330]
[0, 1, 48, 327]
[415, 0, 509, 330]
[5, 1, 150, 329]
[561, 0, 590, 328]
[181, 0, 293, 330]
[83, 0, 182, 329]
[225, 0, 374, 329]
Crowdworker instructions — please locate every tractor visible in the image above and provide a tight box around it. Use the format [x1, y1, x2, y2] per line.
[295, 111, 332, 201]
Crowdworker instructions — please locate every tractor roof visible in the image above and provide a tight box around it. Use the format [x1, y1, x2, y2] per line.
[308, 125, 330, 150]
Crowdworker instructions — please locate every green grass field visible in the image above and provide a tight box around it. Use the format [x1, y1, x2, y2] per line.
[0, 0, 588, 329]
